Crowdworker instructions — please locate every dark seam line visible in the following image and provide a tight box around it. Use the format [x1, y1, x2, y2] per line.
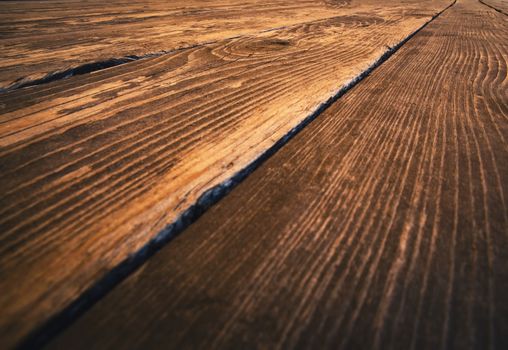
[0, 43, 213, 94]
[15, 1, 457, 349]
[478, 0, 508, 16]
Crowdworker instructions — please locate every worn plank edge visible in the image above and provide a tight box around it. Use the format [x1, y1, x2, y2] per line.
[14, 2, 457, 349]
[0, 36, 257, 94]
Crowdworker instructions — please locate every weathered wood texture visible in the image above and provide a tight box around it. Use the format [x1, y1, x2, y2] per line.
[481, 0, 508, 14]
[0, 0, 432, 90]
[0, 1, 452, 348]
[0, 0, 353, 89]
[48, 0, 508, 349]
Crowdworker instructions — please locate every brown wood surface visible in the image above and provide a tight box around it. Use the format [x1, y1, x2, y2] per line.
[481, 0, 508, 14]
[0, 0, 434, 90]
[0, 0, 352, 89]
[0, 1, 452, 348]
[48, 0, 508, 348]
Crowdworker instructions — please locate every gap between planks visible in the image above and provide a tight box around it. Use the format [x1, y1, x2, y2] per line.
[9, 1, 458, 349]
[0, 1, 453, 348]
[45, 0, 508, 348]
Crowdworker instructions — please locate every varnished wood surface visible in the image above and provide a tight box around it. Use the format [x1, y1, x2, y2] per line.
[0, 1, 452, 348]
[48, 0, 508, 348]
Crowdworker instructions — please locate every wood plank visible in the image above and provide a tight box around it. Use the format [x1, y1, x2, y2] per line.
[0, 0, 395, 90]
[480, 0, 508, 14]
[0, 1, 452, 347]
[47, 0, 508, 348]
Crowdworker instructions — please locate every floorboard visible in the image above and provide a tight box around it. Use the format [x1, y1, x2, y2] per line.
[0, 0, 348, 89]
[0, 1, 452, 348]
[480, 0, 508, 14]
[0, 0, 435, 90]
[47, 1, 508, 348]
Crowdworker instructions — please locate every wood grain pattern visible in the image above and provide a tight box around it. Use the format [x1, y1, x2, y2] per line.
[48, 0, 508, 348]
[0, 1, 452, 348]
[0, 0, 361, 90]
[480, 0, 508, 14]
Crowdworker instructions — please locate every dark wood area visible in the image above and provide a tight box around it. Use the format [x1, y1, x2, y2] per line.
[47, 1, 508, 348]
[0, 2, 453, 348]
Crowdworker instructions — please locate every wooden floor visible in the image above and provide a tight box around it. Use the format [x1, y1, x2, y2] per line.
[0, 1, 451, 347]
[0, 0, 352, 88]
[1, 0, 507, 349]
[0, 0, 443, 90]
[481, 0, 508, 14]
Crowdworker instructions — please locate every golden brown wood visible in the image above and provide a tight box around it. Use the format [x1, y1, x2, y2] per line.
[0, 0, 392, 90]
[480, 0, 508, 14]
[0, 1, 452, 348]
[48, 0, 508, 348]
